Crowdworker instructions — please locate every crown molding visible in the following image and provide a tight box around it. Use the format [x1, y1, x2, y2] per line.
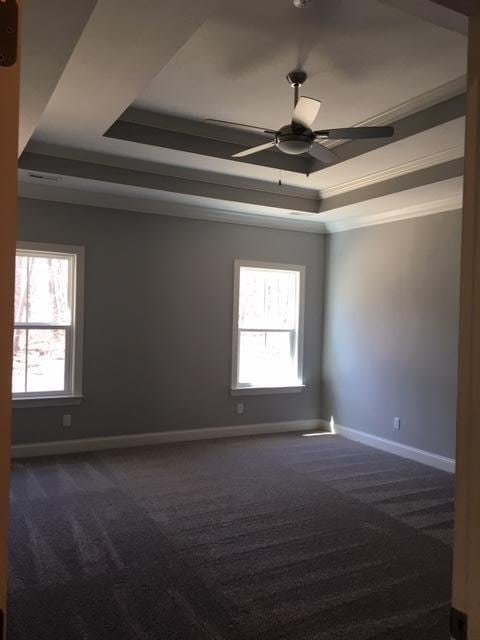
[25, 141, 317, 201]
[321, 144, 465, 199]
[17, 184, 326, 234]
[18, 175, 463, 237]
[18, 178, 462, 237]
[324, 193, 463, 233]
[19, 153, 319, 214]
[323, 76, 466, 149]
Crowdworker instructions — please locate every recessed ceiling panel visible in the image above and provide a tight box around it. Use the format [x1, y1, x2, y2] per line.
[135, 0, 467, 132]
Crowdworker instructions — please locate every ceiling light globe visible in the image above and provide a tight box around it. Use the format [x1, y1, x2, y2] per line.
[277, 138, 312, 155]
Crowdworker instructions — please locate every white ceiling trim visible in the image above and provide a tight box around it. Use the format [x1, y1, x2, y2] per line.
[321, 143, 465, 199]
[324, 193, 463, 234]
[17, 182, 326, 234]
[323, 75, 466, 149]
[18, 177, 464, 237]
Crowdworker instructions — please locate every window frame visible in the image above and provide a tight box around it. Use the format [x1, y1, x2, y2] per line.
[12, 241, 85, 407]
[231, 259, 306, 396]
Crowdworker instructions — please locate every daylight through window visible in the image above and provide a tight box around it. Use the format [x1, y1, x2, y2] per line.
[12, 243, 84, 399]
[232, 261, 305, 391]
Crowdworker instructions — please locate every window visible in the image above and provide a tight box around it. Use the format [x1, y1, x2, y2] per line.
[12, 242, 84, 403]
[232, 260, 305, 394]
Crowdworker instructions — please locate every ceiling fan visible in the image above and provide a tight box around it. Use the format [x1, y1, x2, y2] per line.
[208, 71, 395, 164]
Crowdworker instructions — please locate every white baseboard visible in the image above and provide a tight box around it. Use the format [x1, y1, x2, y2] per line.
[11, 418, 324, 459]
[325, 421, 455, 474]
[12, 419, 455, 472]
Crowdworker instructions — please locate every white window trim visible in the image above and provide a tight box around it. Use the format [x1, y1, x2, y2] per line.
[231, 259, 306, 396]
[12, 241, 85, 408]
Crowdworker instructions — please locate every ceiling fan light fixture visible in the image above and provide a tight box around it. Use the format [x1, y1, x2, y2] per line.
[215, 70, 394, 168]
[277, 135, 312, 155]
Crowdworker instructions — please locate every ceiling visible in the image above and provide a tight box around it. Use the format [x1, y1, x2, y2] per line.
[18, 0, 468, 232]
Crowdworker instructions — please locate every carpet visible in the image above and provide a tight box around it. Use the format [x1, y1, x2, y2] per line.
[8, 432, 454, 639]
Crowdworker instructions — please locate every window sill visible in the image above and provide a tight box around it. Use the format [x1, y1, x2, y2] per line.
[231, 385, 305, 396]
[12, 395, 84, 409]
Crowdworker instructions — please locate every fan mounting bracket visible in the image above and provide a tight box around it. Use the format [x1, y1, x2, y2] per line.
[287, 71, 307, 87]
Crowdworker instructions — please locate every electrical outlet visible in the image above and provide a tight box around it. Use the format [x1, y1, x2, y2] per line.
[62, 414, 72, 428]
[393, 417, 401, 430]
[237, 402, 244, 415]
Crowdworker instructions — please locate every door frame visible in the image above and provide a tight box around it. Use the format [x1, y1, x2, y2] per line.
[1, 1, 480, 638]
[0, 1, 21, 636]
[449, 5, 480, 639]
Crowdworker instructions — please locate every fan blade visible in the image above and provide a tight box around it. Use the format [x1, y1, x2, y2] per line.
[207, 118, 277, 135]
[232, 141, 276, 158]
[292, 97, 321, 129]
[308, 142, 337, 164]
[315, 126, 395, 140]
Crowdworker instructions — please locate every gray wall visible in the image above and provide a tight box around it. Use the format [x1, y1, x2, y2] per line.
[322, 211, 461, 459]
[13, 198, 324, 445]
[14, 198, 462, 457]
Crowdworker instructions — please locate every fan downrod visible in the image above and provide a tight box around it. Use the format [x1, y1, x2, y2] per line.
[287, 71, 307, 107]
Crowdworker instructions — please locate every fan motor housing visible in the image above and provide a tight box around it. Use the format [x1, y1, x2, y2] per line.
[277, 126, 314, 155]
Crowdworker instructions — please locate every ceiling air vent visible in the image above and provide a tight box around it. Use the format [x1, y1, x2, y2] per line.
[28, 173, 61, 182]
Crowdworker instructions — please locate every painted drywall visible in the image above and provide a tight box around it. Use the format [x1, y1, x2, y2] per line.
[13, 198, 324, 445]
[322, 210, 461, 459]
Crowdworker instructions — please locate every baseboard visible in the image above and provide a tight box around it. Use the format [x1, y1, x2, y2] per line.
[11, 418, 324, 459]
[324, 420, 455, 474]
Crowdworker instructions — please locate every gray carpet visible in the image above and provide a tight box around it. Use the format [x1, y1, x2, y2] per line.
[8, 432, 454, 639]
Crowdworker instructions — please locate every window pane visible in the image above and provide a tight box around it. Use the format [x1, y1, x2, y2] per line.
[26, 329, 66, 393]
[27, 256, 72, 324]
[14, 256, 28, 323]
[238, 330, 295, 386]
[12, 329, 26, 393]
[239, 268, 298, 330]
